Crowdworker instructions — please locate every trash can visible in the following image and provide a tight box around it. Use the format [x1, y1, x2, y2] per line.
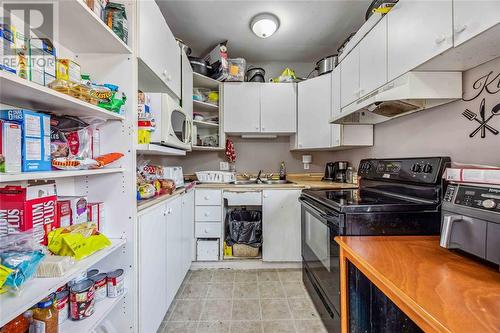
[226, 210, 262, 257]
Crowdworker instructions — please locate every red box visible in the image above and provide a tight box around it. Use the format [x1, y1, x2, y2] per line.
[87, 202, 104, 231]
[0, 182, 57, 244]
[56, 200, 71, 229]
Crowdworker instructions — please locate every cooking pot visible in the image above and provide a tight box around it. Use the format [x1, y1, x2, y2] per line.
[246, 67, 266, 82]
[316, 55, 338, 76]
[189, 56, 211, 76]
[176, 38, 191, 56]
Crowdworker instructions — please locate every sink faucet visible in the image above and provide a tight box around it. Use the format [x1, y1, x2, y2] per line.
[256, 170, 263, 184]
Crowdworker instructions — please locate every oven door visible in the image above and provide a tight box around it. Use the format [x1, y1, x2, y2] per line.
[300, 196, 342, 317]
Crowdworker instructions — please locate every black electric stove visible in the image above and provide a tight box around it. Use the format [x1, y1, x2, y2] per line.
[300, 157, 450, 332]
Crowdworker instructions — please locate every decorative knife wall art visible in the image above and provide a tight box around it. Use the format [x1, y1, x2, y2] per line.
[462, 70, 500, 139]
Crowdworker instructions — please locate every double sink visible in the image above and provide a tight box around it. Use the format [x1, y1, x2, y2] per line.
[233, 179, 294, 185]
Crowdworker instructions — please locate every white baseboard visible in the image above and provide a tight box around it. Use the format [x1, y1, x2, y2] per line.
[190, 260, 302, 270]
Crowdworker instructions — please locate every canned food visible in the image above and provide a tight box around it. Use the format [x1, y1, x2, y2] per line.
[90, 273, 107, 302]
[69, 279, 95, 320]
[87, 269, 99, 278]
[106, 269, 124, 298]
[68, 271, 87, 288]
[55, 290, 69, 325]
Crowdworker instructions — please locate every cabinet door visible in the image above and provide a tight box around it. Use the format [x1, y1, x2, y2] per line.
[387, 0, 453, 81]
[223, 83, 261, 133]
[297, 74, 332, 149]
[260, 83, 296, 133]
[181, 52, 193, 117]
[340, 47, 360, 107]
[181, 191, 195, 266]
[166, 197, 183, 308]
[331, 67, 342, 147]
[359, 16, 387, 96]
[138, 205, 167, 333]
[453, 0, 500, 46]
[138, 0, 181, 98]
[262, 190, 302, 262]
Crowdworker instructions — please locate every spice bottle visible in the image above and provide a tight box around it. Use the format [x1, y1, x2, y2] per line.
[279, 161, 286, 181]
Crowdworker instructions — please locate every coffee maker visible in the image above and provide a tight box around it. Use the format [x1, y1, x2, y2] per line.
[323, 161, 349, 182]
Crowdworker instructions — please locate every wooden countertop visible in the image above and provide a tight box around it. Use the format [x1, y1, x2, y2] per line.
[137, 188, 186, 213]
[336, 236, 500, 333]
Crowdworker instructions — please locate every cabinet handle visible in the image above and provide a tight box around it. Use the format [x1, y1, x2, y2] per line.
[204, 196, 209, 200]
[440, 215, 462, 248]
[435, 35, 447, 45]
[204, 229, 208, 233]
[262, 127, 265, 131]
[263, 194, 268, 198]
[204, 212, 210, 217]
[255, 126, 259, 130]
[454, 24, 467, 34]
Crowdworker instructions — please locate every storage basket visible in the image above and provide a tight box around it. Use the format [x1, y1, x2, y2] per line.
[196, 171, 236, 184]
[232, 243, 260, 257]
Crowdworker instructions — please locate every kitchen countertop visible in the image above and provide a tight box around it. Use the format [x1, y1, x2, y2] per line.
[336, 236, 500, 333]
[137, 188, 187, 213]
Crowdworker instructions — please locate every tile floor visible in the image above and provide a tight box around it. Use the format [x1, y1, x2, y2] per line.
[157, 268, 328, 333]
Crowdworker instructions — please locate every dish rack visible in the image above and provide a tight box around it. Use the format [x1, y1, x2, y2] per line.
[196, 171, 236, 184]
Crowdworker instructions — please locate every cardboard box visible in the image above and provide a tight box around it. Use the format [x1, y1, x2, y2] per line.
[0, 120, 22, 173]
[0, 182, 58, 244]
[58, 196, 88, 225]
[0, 24, 17, 74]
[28, 38, 56, 86]
[56, 58, 81, 84]
[445, 167, 500, 185]
[56, 200, 71, 229]
[0, 109, 51, 172]
[87, 202, 104, 231]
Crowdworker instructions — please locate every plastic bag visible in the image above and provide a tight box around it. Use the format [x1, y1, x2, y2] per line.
[226, 58, 246, 82]
[271, 67, 297, 83]
[0, 264, 13, 293]
[227, 210, 262, 247]
[47, 222, 111, 260]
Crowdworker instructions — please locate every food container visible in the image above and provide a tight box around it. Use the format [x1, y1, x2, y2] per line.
[56, 59, 81, 84]
[0, 120, 22, 173]
[226, 58, 246, 82]
[33, 296, 58, 332]
[69, 279, 95, 321]
[55, 290, 69, 325]
[90, 273, 107, 302]
[87, 269, 99, 278]
[106, 269, 124, 298]
[232, 243, 260, 257]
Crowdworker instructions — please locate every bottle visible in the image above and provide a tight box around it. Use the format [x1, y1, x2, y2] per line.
[346, 167, 353, 184]
[33, 297, 58, 333]
[279, 161, 286, 181]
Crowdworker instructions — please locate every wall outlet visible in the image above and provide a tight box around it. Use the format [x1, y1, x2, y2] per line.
[220, 162, 229, 171]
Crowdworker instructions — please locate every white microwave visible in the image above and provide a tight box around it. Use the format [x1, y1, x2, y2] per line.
[149, 93, 192, 150]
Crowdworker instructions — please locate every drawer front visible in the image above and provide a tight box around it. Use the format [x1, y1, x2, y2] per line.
[197, 239, 220, 261]
[223, 191, 262, 206]
[196, 189, 222, 206]
[195, 222, 221, 238]
[195, 206, 222, 222]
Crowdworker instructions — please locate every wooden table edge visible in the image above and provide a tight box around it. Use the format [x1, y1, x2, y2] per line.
[335, 236, 452, 333]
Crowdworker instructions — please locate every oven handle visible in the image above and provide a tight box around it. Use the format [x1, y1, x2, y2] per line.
[299, 197, 339, 222]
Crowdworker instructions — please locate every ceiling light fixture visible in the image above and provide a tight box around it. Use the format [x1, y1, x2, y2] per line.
[250, 13, 280, 39]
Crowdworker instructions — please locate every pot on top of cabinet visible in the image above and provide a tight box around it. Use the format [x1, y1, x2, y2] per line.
[246, 67, 266, 82]
[316, 54, 338, 76]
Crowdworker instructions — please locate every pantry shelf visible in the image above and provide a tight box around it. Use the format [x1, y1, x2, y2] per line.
[193, 119, 219, 128]
[0, 238, 126, 327]
[0, 72, 125, 121]
[58, 0, 132, 54]
[60, 289, 128, 332]
[193, 72, 220, 89]
[193, 100, 219, 112]
[0, 168, 126, 183]
[136, 144, 187, 156]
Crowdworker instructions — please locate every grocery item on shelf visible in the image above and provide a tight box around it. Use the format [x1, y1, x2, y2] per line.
[95, 152, 124, 167]
[85, 0, 108, 21]
[90, 273, 107, 302]
[57, 196, 88, 225]
[0, 182, 57, 245]
[0, 24, 23, 76]
[51, 157, 99, 170]
[90, 83, 126, 114]
[203, 42, 228, 81]
[106, 268, 124, 298]
[105, 2, 128, 44]
[56, 200, 71, 229]
[54, 289, 70, 325]
[0, 312, 30, 332]
[87, 269, 99, 278]
[137, 90, 151, 119]
[271, 67, 297, 83]
[87, 202, 105, 231]
[0, 109, 51, 172]
[33, 296, 58, 332]
[56, 58, 81, 84]
[47, 222, 111, 260]
[137, 183, 155, 200]
[0, 119, 22, 173]
[226, 58, 246, 82]
[36, 255, 75, 278]
[28, 37, 56, 86]
[69, 278, 96, 320]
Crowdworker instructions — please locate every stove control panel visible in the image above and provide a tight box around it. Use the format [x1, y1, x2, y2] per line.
[445, 184, 500, 212]
[358, 157, 450, 184]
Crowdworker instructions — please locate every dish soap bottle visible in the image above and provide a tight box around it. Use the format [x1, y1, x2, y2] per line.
[279, 161, 286, 181]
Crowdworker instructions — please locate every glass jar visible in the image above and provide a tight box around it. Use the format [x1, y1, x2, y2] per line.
[0, 313, 29, 333]
[33, 297, 58, 333]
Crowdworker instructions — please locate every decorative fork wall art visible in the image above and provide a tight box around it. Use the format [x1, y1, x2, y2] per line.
[462, 98, 500, 139]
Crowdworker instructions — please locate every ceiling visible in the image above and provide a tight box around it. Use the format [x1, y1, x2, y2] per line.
[156, 0, 371, 63]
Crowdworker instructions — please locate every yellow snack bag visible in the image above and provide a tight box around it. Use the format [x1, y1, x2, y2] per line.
[0, 265, 13, 293]
[48, 222, 111, 260]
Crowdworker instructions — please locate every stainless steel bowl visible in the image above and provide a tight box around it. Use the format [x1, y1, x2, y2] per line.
[316, 55, 338, 76]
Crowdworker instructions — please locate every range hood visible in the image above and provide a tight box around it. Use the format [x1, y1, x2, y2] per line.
[330, 72, 462, 124]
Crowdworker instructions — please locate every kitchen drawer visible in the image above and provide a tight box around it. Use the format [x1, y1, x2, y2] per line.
[223, 191, 262, 206]
[197, 239, 220, 261]
[195, 189, 222, 206]
[195, 206, 222, 222]
[195, 222, 221, 238]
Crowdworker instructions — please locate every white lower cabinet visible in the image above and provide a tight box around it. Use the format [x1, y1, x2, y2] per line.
[262, 190, 302, 262]
[138, 192, 194, 333]
[197, 239, 220, 261]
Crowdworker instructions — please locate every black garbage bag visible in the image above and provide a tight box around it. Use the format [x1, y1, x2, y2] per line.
[226, 210, 262, 248]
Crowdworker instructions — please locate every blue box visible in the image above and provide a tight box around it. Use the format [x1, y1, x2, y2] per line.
[0, 109, 51, 172]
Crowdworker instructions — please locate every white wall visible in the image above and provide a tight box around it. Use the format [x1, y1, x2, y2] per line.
[246, 61, 316, 81]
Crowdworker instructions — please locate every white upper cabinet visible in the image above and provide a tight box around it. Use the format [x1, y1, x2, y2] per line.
[340, 47, 360, 107]
[331, 66, 342, 119]
[387, 0, 453, 81]
[138, 0, 181, 98]
[224, 83, 296, 134]
[297, 74, 332, 149]
[453, 0, 500, 46]
[223, 83, 261, 133]
[181, 52, 193, 117]
[359, 16, 388, 96]
[260, 84, 296, 133]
